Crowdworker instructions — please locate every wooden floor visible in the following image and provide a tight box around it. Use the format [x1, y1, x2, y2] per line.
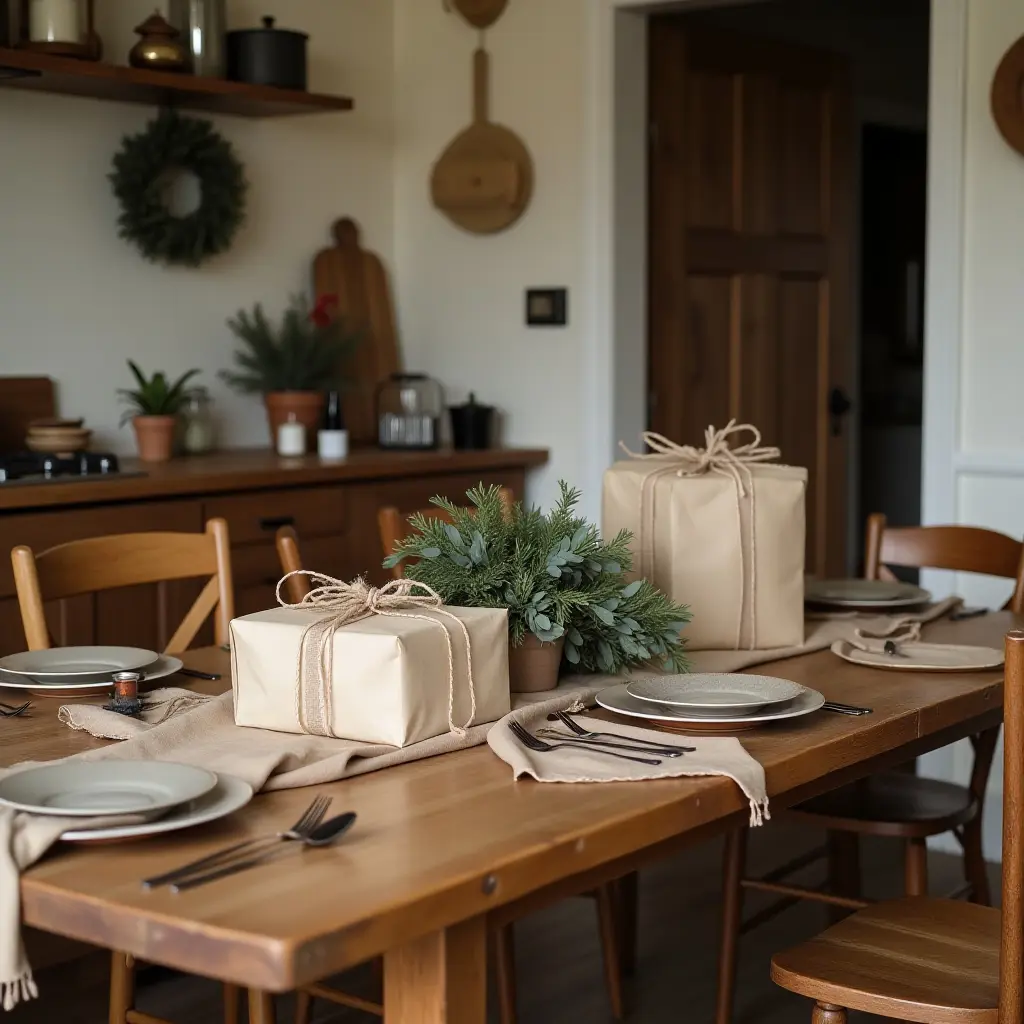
[13, 824, 999, 1024]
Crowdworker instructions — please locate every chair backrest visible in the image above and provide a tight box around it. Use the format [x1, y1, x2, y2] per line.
[275, 525, 311, 604]
[11, 518, 234, 654]
[378, 487, 515, 579]
[1001, 630, 1024, 1023]
[864, 513, 1024, 613]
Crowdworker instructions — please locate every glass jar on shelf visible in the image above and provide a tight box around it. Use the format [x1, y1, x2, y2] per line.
[376, 373, 444, 450]
[180, 390, 215, 455]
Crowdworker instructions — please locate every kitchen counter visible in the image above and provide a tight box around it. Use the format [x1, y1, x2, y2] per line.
[0, 446, 548, 654]
[0, 447, 549, 512]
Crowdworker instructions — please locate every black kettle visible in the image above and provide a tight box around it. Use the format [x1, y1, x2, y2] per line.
[448, 393, 495, 450]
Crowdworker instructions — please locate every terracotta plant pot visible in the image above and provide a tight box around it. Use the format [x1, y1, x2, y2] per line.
[132, 415, 177, 463]
[508, 635, 566, 693]
[264, 391, 325, 450]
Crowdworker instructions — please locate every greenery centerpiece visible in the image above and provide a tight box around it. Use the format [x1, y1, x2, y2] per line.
[117, 360, 202, 463]
[385, 483, 690, 691]
[220, 293, 360, 447]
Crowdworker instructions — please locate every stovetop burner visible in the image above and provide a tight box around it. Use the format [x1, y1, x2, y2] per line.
[0, 452, 145, 485]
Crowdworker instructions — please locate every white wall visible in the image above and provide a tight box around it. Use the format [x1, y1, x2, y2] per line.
[0, 0, 393, 453]
[392, 0, 586, 509]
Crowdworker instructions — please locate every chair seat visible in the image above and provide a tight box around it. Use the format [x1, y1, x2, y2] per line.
[783, 771, 978, 837]
[771, 897, 1000, 1024]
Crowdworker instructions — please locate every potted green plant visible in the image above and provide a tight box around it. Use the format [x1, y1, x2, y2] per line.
[385, 482, 691, 692]
[118, 361, 202, 463]
[221, 293, 359, 449]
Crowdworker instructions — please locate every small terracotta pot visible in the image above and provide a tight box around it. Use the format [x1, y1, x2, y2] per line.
[132, 415, 177, 463]
[264, 391, 325, 450]
[509, 635, 565, 693]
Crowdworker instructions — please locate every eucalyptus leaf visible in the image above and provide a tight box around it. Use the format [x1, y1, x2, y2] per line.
[421, 547, 442, 559]
[565, 641, 581, 664]
[535, 613, 551, 630]
[621, 580, 643, 598]
[571, 525, 589, 549]
[592, 605, 616, 625]
[603, 561, 621, 573]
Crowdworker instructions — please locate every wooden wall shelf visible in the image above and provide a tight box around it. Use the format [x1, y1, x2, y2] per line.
[0, 47, 354, 117]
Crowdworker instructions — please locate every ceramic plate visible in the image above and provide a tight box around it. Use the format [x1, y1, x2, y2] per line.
[0, 761, 217, 817]
[0, 646, 158, 678]
[596, 683, 824, 733]
[0, 654, 184, 697]
[61, 774, 253, 842]
[831, 640, 1004, 672]
[626, 673, 804, 711]
[805, 579, 931, 609]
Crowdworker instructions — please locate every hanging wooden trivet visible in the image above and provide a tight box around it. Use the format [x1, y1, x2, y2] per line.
[445, 0, 508, 30]
[430, 47, 533, 235]
[992, 36, 1024, 156]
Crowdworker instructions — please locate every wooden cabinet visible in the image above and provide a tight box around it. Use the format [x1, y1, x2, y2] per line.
[0, 450, 546, 655]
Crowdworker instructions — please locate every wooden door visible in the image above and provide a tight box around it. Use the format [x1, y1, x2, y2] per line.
[648, 22, 854, 576]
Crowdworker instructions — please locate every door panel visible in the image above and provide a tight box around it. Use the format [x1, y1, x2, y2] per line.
[649, 22, 853, 576]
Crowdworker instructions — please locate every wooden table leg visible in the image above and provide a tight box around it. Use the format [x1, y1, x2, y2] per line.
[384, 917, 487, 1024]
[247, 990, 275, 1024]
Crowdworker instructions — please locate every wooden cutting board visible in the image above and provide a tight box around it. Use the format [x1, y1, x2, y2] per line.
[0, 377, 55, 451]
[313, 218, 402, 446]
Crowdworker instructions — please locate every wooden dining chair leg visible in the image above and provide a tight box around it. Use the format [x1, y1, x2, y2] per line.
[293, 989, 313, 1024]
[963, 816, 991, 905]
[811, 1003, 847, 1024]
[616, 871, 639, 977]
[595, 885, 625, 1020]
[223, 983, 242, 1024]
[248, 990, 276, 1024]
[714, 827, 746, 1024]
[494, 924, 518, 1024]
[826, 831, 861, 923]
[904, 837, 929, 896]
[108, 951, 135, 1024]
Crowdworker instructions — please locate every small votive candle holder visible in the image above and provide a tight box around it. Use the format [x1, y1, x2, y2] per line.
[109, 671, 143, 716]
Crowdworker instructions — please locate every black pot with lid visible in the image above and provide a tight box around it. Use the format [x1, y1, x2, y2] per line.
[449, 393, 495, 450]
[226, 16, 307, 91]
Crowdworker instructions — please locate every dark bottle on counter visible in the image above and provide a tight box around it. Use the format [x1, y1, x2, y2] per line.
[324, 390, 344, 430]
[319, 390, 348, 460]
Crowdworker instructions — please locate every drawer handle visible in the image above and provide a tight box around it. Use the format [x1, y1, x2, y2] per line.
[259, 515, 296, 531]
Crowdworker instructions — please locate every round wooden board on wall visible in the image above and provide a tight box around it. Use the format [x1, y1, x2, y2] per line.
[448, 0, 508, 29]
[992, 36, 1024, 156]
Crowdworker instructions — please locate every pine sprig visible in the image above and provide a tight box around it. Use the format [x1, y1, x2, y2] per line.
[385, 482, 691, 675]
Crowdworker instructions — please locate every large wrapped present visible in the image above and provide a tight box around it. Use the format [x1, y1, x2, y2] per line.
[231, 575, 510, 747]
[603, 422, 807, 651]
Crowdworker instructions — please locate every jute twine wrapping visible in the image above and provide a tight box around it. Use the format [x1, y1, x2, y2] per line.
[620, 420, 781, 650]
[276, 573, 478, 738]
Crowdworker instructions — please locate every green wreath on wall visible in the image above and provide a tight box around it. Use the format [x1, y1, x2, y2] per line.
[109, 109, 248, 267]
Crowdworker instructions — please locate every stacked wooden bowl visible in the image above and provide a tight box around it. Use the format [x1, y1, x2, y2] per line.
[25, 418, 93, 455]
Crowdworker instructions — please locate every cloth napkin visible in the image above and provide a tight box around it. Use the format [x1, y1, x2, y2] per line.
[488, 708, 770, 826]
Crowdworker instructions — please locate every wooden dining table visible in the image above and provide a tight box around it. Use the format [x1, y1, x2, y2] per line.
[2, 612, 1012, 1024]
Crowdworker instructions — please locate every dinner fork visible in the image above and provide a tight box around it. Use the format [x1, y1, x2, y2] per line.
[0, 701, 31, 718]
[508, 720, 662, 766]
[554, 710, 696, 753]
[142, 794, 332, 889]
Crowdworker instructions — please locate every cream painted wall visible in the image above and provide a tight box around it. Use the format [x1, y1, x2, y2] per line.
[392, 0, 585, 509]
[0, 0, 393, 453]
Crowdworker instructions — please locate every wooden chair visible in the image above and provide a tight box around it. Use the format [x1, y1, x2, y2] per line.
[378, 487, 515, 579]
[11, 519, 238, 1024]
[277, 522, 630, 1024]
[768, 627, 1024, 1024]
[12, 518, 235, 654]
[714, 515, 1024, 1024]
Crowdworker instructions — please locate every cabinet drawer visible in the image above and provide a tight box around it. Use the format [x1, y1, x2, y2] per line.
[0, 500, 204, 600]
[205, 486, 347, 546]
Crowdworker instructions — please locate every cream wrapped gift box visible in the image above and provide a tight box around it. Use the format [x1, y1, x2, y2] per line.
[231, 578, 510, 747]
[603, 423, 807, 651]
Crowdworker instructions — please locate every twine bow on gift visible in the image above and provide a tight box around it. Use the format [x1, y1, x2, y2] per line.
[275, 573, 477, 740]
[620, 420, 781, 496]
[620, 420, 783, 650]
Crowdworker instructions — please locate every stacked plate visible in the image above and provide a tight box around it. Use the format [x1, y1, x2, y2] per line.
[0, 645, 183, 697]
[595, 673, 824, 733]
[0, 760, 253, 843]
[806, 578, 931, 611]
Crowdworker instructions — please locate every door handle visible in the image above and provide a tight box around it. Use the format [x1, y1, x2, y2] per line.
[829, 387, 852, 437]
